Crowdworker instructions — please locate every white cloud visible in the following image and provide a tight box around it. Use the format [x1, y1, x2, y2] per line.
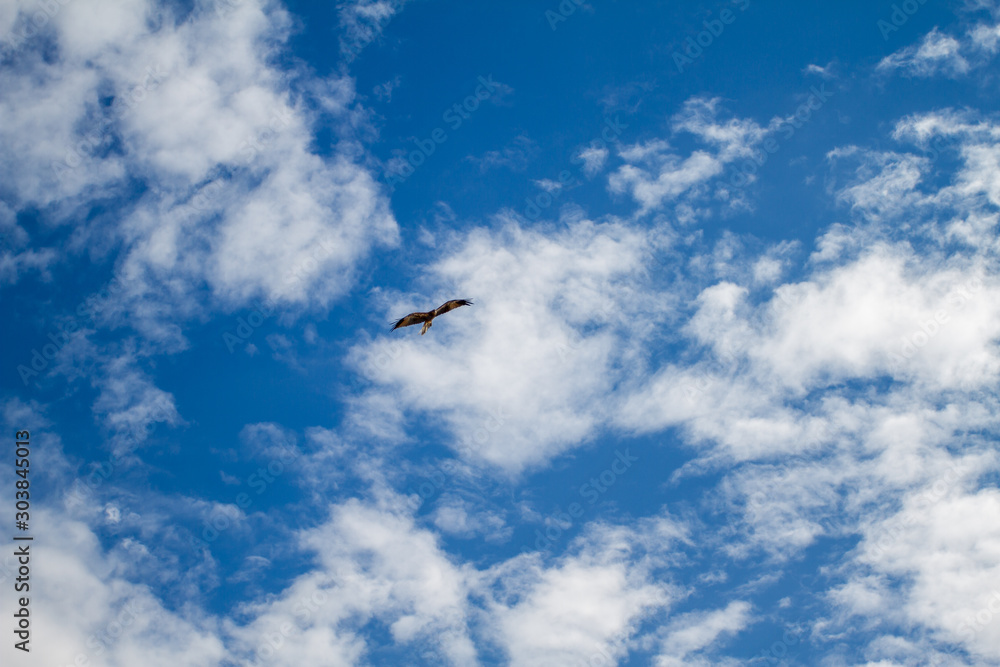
[971, 21, 1000, 52]
[352, 216, 675, 473]
[877, 28, 971, 77]
[0, 244, 57, 285]
[239, 422, 301, 462]
[619, 241, 1000, 470]
[0, 0, 399, 334]
[804, 62, 836, 78]
[754, 249, 999, 391]
[219, 498, 687, 666]
[87, 347, 182, 455]
[0, 510, 227, 666]
[827, 147, 929, 219]
[432, 495, 510, 541]
[837, 484, 1000, 660]
[486, 523, 679, 667]
[891, 109, 1000, 213]
[608, 97, 766, 214]
[610, 107, 1000, 586]
[878, 13, 1000, 80]
[577, 144, 609, 177]
[532, 177, 565, 193]
[610, 152, 721, 213]
[751, 256, 784, 284]
[338, 0, 407, 62]
[671, 98, 768, 163]
[228, 497, 480, 666]
[654, 600, 753, 666]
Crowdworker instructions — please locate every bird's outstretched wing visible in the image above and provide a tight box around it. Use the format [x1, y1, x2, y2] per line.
[390, 311, 432, 331]
[432, 299, 473, 318]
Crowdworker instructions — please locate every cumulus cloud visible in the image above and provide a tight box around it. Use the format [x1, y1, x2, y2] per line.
[0, 509, 227, 666]
[352, 216, 676, 473]
[222, 496, 687, 666]
[0, 0, 398, 331]
[832, 479, 1000, 661]
[228, 497, 479, 666]
[486, 529, 676, 666]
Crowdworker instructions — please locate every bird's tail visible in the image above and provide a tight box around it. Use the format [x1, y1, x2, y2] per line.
[420, 320, 432, 335]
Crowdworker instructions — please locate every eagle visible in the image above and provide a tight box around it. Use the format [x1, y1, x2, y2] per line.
[391, 299, 473, 335]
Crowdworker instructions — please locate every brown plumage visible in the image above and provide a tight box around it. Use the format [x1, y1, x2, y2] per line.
[391, 299, 473, 335]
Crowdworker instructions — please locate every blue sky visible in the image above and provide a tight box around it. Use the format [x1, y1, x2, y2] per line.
[3, 0, 1000, 664]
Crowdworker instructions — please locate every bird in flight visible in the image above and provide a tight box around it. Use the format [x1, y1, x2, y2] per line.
[391, 299, 473, 335]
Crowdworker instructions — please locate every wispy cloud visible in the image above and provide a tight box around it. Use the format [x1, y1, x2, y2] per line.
[878, 28, 971, 77]
[608, 97, 767, 213]
[466, 134, 538, 173]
